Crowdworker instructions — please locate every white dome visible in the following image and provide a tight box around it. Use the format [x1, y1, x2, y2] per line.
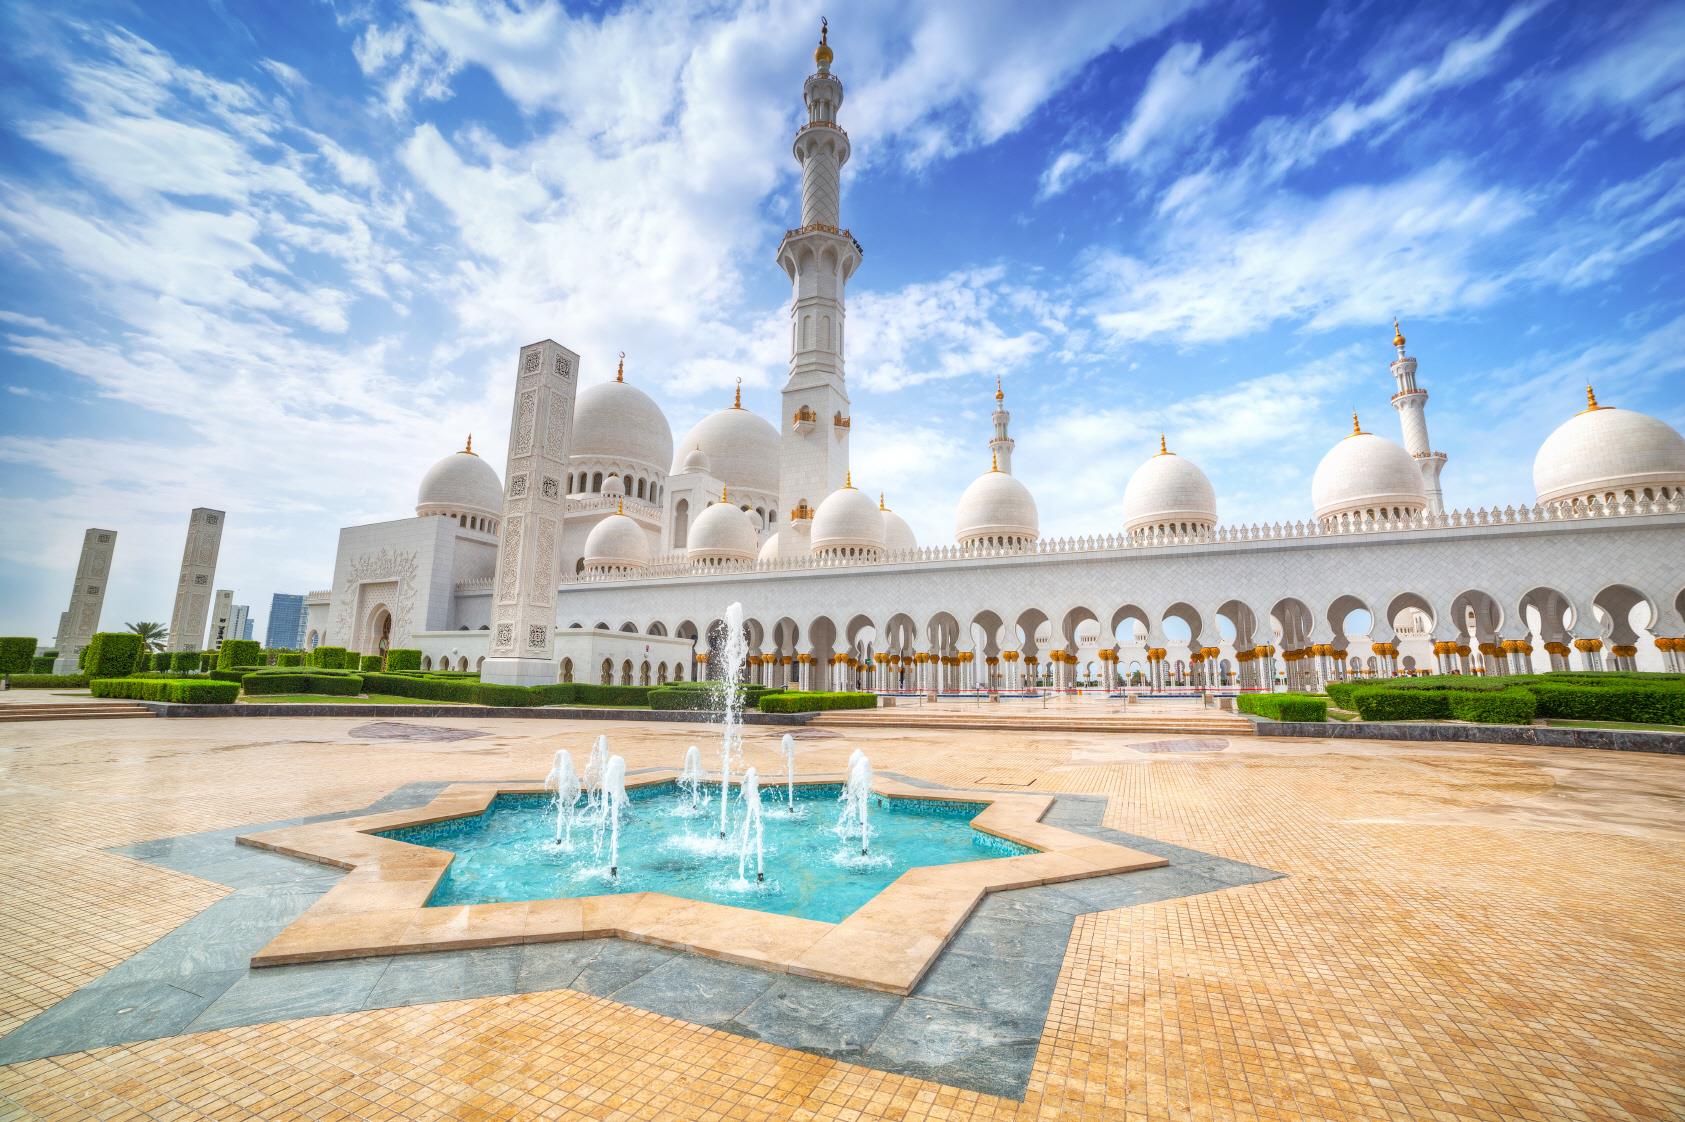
[602, 474, 625, 497]
[758, 531, 782, 562]
[811, 480, 886, 555]
[1123, 442, 1217, 534]
[678, 445, 712, 474]
[571, 375, 674, 472]
[582, 511, 651, 571]
[672, 403, 780, 496]
[686, 498, 758, 562]
[1533, 393, 1685, 504]
[955, 465, 1039, 546]
[880, 499, 918, 553]
[416, 445, 504, 518]
[1312, 422, 1427, 522]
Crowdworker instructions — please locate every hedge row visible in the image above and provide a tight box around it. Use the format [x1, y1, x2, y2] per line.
[85, 633, 145, 678]
[242, 671, 364, 697]
[385, 648, 422, 672]
[358, 674, 652, 707]
[309, 646, 350, 669]
[756, 691, 877, 713]
[3, 673, 89, 688]
[90, 677, 240, 703]
[1237, 693, 1329, 721]
[30, 656, 55, 673]
[1344, 673, 1685, 725]
[217, 639, 260, 669]
[648, 682, 774, 711]
[0, 637, 35, 675]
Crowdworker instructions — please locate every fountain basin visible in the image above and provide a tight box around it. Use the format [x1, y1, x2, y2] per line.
[376, 781, 1035, 923]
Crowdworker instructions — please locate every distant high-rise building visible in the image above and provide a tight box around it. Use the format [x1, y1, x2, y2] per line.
[228, 603, 250, 648]
[243, 617, 255, 641]
[265, 593, 307, 649]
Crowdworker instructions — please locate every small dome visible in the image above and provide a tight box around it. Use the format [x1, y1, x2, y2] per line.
[672, 395, 780, 495]
[686, 495, 758, 563]
[571, 370, 674, 473]
[1123, 438, 1218, 536]
[879, 496, 917, 553]
[417, 440, 504, 518]
[1312, 417, 1427, 523]
[811, 477, 885, 556]
[1533, 389, 1685, 504]
[758, 531, 782, 562]
[602, 474, 625, 497]
[582, 509, 651, 571]
[678, 445, 712, 475]
[955, 461, 1039, 546]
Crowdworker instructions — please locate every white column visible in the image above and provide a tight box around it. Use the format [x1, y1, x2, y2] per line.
[483, 339, 580, 686]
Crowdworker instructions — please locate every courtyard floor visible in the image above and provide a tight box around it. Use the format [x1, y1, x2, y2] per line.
[0, 709, 1680, 1120]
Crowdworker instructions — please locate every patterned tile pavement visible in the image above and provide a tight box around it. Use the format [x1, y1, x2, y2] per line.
[1, 713, 1682, 1119]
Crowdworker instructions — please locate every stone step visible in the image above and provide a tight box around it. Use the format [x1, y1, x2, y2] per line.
[0, 705, 155, 722]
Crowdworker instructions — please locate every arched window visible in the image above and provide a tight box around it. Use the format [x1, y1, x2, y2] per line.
[620, 659, 633, 685]
[637, 478, 646, 499]
[474, 657, 483, 671]
[421, 656, 432, 670]
[561, 657, 574, 683]
[640, 660, 651, 685]
[675, 662, 686, 681]
[592, 472, 603, 492]
[600, 658, 613, 685]
[658, 663, 668, 685]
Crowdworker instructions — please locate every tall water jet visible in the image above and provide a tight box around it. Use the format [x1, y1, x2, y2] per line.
[678, 744, 705, 808]
[716, 601, 749, 838]
[584, 735, 610, 814]
[735, 766, 765, 882]
[544, 749, 582, 845]
[782, 732, 797, 808]
[599, 755, 628, 878]
[838, 751, 873, 856]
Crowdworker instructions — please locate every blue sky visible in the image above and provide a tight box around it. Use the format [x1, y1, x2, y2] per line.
[2, 0, 1682, 641]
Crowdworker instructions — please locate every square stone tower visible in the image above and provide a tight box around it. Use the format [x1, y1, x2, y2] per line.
[50, 528, 117, 672]
[208, 590, 235, 650]
[481, 339, 579, 686]
[167, 508, 225, 651]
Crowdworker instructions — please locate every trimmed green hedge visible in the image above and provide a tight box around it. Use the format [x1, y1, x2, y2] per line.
[30, 656, 55, 673]
[241, 671, 364, 697]
[276, 652, 304, 667]
[1529, 682, 1685, 725]
[1237, 693, 1329, 721]
[385, 648, 422, 672]
[1346, 672, 1685, 725]
[756, 691, 877, 713]
[90, 677, 240, 703]
[358, 655, 381, 672]
[1351, 686, 1450, 721]
[4, 673, 89, 688]
[0, 637, 37, 675]
[1447, 687, 1537, 724]
[649, 683, 772, 710]
[360, 673, 477, 702]
[310, 646, 348, 669]
[1323, 681, 1358, 710]
[357, 675, 653, 707]
[218, 639, 260, 669]
[86, 632, 146, 677]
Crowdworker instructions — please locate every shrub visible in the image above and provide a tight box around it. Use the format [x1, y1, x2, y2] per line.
[1447, 687, 1537, 724]
[356, 654, 380, 672]
[1237, 693, 1329, 721]
[1350, 687, 1450, 721]
[0, 637, 37, 675]
[217, 639, 260, 669]
[385, 648, 422, 672]
[276, 651, 304, 667]
[1323, 681, 1359, 710]
[90, 677, 240, 703]
[198, 652, 215, 672]
[310, 646, 349, 669]
[566, 683, 652, 707]
[4, 673, 89, 688]
[169, 651, 200, 672]
[1529, 682, 1685, 725]
[756, 691, 877, 713]
[83, 632, 145, 678]
[241, 671, 364, 697]
[30, 656, 55, 673]
[360, 672, 480, 702]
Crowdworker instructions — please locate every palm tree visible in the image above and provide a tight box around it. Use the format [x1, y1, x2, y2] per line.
[125, 621, 169, 651]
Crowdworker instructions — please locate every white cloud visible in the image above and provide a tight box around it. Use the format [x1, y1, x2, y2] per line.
[1552, 5, 1685, 139]
[1110, 40, 1259, 168]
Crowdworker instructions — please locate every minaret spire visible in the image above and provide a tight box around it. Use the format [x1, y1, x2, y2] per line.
[1387, 319, 1447, 514]
[989, 375, 1015, 474]
[775, 22, 860, 556]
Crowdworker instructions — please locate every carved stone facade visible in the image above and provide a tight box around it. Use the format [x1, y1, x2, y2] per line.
[166, 508, 225, 651]
[50, 528, 117, 671]
[483, 339, 579, 685]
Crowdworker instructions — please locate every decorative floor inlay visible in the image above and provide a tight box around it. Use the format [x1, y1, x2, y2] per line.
[346, 721, 488, 742]
[0, 778, 1281, 1098]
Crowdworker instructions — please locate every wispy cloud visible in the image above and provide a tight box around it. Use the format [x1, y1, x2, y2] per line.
[1551, 4, 1685, 140]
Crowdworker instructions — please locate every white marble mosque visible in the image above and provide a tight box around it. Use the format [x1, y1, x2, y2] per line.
[303, 26, 1685, 692]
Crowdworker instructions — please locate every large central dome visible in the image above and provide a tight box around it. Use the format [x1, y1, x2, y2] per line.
[571, 372, 674, 472]
[1122, 438, 1217, 538]
[416, 441, 504, 519]
[1533, 388, 1685, 504]
[672, 395, 780, 496]
[955, 459, 1038, 547]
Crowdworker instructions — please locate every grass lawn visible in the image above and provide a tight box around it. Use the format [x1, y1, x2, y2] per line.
[1328, 708, 1359, 722]
[1544, 719, 1685, 733]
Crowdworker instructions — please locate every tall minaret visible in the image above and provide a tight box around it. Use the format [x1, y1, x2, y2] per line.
[776, 18, 861, 556]
[990, 376, 1015, 474]
[1389, 319, 1447, 515]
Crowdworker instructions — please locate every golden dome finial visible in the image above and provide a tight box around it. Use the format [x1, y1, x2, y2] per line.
[845, 470, 853, 489]
[463, 434, 475, 455]
[1158, 433, 1168, 456]
[1392, 317, 1405, 349]
[990, 450, 999, 472]
[815, 16, 832, 69]
[721, 483, 729, 503]
[616, 351, 625, 382]
[879, 491, 886, 511]
[1584, 384, 1602, 411]
[1351, 411, 1363, 436]
[995, 374, 1004, 403]
[733, 377, 741, 409]
[616, 498, 623, 516]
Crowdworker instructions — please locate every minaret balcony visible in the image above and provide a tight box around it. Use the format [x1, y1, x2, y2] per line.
[796, 120, 849, 140]
[793, 405, 817, 433]
[776, 223, 864, 277]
